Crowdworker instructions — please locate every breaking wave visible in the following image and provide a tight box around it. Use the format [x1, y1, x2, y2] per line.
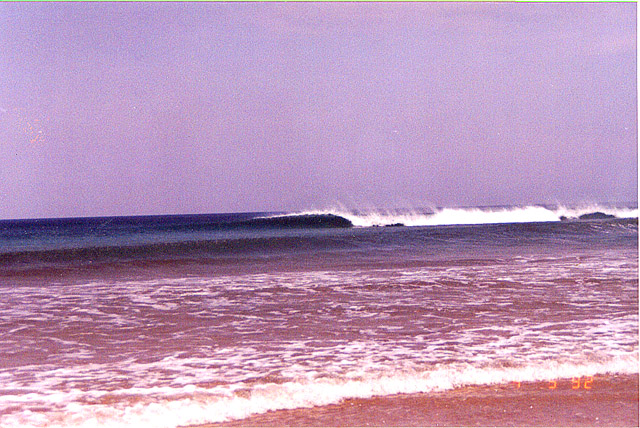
[280, 205, 638, 228]
[239, 213, 353, 228]
[2, 353, 636, 428]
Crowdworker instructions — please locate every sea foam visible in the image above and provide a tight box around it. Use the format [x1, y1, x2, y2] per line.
[2, 353, 637, 428]
[287, 204, 638, 228]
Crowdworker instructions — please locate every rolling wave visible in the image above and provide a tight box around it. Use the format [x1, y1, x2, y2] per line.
[0, 234, 357, 267]
[238, 213, 353, 228]
[281, 205, 638, 228]
[1, 208, 636, 267]
[2, 353, 636, 428]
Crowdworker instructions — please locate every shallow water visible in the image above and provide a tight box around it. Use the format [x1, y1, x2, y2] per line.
[0, 206, 637, 427]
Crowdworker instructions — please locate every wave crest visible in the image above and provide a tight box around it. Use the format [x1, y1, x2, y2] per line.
[289, 205, 638, 228]
[3, 353, 637, 428]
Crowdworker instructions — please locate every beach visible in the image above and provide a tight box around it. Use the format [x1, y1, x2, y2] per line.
[2, 2, 637, 427]
[0, 206, 637, 427]
[200, 374, 639, 427]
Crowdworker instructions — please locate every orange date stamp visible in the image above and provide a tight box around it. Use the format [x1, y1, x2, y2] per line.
[513, 376, 594, 390]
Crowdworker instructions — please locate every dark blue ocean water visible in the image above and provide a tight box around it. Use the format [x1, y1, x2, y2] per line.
[1, 206, 637, 275]
[0, 205, 637, 427]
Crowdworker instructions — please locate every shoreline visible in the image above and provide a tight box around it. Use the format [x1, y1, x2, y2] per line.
[193, 373, 639, 427]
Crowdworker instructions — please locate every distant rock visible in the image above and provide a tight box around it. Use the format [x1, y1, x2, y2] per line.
[578, 212, 616, 220]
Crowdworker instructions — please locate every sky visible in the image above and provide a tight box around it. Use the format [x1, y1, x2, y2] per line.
[0, 2, 636, 220]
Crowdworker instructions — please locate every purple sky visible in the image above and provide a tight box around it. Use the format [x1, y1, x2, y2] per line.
[0, 2, 636, 219]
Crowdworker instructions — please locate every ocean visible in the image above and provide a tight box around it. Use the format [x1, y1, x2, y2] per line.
[0, 205, 638, 427]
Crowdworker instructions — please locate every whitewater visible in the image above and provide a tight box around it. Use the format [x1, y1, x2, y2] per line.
[0, 203, 637, 427]
[285, 204, 639, 227]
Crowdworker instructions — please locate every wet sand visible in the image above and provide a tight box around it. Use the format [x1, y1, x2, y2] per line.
[195, 374, 639, 427]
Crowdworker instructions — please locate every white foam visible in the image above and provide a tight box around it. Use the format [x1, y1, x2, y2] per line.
[2, 353, 637, 428]
[290, 204, 637, 228]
